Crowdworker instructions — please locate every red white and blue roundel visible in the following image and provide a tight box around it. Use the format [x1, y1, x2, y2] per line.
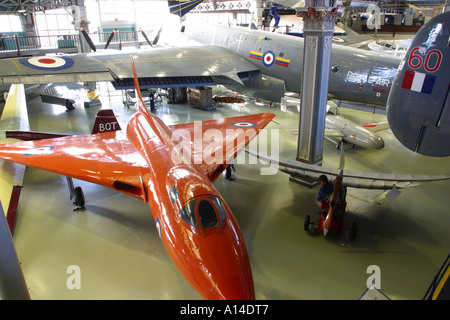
[19, 56, 74, 71]
[231, 122, 256, 127]
[22, 146, 55, 156]
[262, 50, 275, 67]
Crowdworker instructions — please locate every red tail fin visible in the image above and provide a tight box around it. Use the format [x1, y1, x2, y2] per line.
[92, 109, 121, 134]
[130, 56, 151, 117]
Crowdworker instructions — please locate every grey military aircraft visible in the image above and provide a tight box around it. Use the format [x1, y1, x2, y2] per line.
[0, 4, 399, 108]
[0, 2, 448, 157]
[387, 11, 450, 157]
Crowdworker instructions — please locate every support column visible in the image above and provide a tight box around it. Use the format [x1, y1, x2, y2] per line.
[295, 1, 340, 165]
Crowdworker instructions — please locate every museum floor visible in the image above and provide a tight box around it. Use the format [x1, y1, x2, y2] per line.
[7, 82, 450, 300]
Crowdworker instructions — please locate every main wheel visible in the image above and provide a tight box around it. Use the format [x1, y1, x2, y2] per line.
[304, 214, 311, 231]
[73, 186, 85, 207]
[350, 222, 358, 239]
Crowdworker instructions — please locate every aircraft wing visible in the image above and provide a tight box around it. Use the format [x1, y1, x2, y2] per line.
[246, 149, 450, 189]
[288, 128, 345, 138]
[168, 112, 276, 181]
[0, 45, 259, 87]
[0, 84, 29, 218]
[324, 129, 345, 138]
[0, 131, 150, 201]
[0, 112, 275, 200]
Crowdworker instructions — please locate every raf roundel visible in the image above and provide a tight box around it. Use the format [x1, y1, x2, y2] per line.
[262, 51, 275, 67]
[19, 56, 74, 71]
[22, 146, 56, 156]
[231, 122, 256, 128]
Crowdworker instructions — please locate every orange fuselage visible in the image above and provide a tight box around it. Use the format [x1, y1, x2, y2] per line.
[126, 110, 255, 299]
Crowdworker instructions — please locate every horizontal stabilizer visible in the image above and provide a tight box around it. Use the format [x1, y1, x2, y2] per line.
[246, 149, 450, 189]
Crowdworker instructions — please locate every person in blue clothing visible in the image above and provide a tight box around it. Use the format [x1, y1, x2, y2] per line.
[317, 175, 334, 209]
[270, 2, 282, 31]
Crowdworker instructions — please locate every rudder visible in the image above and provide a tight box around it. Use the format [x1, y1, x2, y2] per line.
[386, 11, 450, 157]
[92, 109, 121, 134]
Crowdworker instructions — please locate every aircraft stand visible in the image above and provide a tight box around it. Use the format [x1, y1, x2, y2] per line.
[295, 1, 341, 166]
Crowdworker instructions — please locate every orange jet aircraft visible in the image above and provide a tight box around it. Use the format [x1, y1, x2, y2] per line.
[0, 57, 275, 299]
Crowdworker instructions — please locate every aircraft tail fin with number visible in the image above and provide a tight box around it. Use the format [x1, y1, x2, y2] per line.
[91, 109, 121, 134]
[387, 11, 450, 157]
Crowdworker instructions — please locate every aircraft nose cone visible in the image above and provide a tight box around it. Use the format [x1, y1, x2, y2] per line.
[208, 274, 255, 300]
[372, 135, 385, 149]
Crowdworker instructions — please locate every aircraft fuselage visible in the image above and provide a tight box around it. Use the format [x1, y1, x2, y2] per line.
[184, 23, 401, 106]
[125, 108, 255, 299]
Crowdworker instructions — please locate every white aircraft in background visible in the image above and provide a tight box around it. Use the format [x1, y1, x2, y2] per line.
[282, 98, 388, 150]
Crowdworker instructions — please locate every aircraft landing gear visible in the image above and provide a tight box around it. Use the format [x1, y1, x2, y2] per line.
[66, 177, 86, 210]
[73, 186, 86, 209]
[303, 213, 357, 240]
[304, 214, 311, 231]
[345, 222, 358, 240]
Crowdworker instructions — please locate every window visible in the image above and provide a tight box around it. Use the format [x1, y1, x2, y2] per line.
[178, 196, 227, 230]
[198, 199, 218, 229]
[208, 197, 226, 223]
[179, 199, 199, 228]
[168, 185, 179, 205]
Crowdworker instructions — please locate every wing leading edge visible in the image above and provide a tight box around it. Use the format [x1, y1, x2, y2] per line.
[246, 150, 450, 189]
[0, 45, 259, 88]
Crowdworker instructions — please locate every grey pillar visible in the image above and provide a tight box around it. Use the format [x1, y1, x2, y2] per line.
[0, 203, 30, 300]
[296, 1, 340, 165]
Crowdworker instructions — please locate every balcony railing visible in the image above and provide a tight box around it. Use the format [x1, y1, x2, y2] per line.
[0, 30, 154, 58]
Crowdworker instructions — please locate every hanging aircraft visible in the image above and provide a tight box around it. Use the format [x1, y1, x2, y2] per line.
[0, 57, 277, 300]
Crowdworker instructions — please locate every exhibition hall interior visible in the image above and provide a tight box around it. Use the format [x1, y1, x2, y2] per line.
[0, 0, 450, 301]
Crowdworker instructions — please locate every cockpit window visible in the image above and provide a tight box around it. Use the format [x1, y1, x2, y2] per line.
[198, 200, 218, 229]
[168, 185, 179, 205]
[179, 199, 199, 228]
[178, 196, 227, 230]
[208, 197, 226, 223]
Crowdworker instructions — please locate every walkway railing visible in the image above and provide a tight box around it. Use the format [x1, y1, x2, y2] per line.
[0, 30, 153, 58]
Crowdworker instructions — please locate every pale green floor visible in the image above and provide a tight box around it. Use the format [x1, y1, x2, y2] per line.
[8, 82, 450, 300]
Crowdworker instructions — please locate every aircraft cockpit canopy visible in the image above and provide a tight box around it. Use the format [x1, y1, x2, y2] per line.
[179, 196, 227, 230]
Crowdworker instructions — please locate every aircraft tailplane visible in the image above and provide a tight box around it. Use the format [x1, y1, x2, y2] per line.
[386, 11, 450, 157]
